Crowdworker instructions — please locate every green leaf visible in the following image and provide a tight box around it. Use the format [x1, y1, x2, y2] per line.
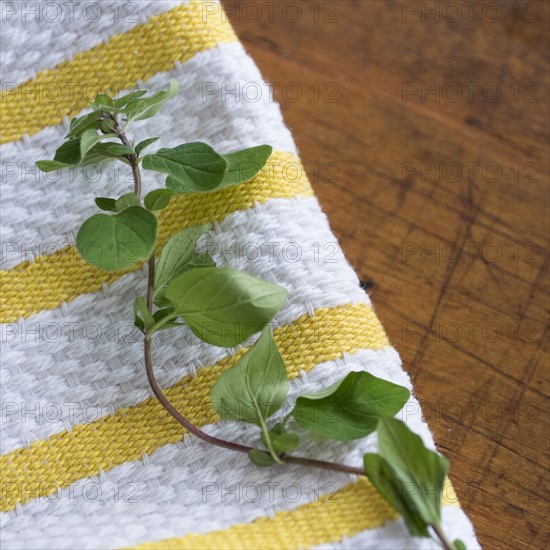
[39, 129, 126, 172]
[143, 142, 227, 192]
[165, 267, 287, 347]
[136, 137, 160, 155]
[453, 540, 467, 550]
[376, 418, 448, 527]
[66, 112, 102, 138]
[291, 372, 410, 440]
[35, 160, 66, 172]
[153, 224, 210, 307]
[186, 251, 215, 269]
[80, 129, 105, 158]
[82, 142, 130, 165]
[133, 296, 154, 331]
[248, 449, 276, 468]
[115, 192, 140, 212]
[100, 119, 116, 134]
[211, 327, 288, 425]
[154, 250, 215, 306]
[144, 189, 175, 211]
[106, 144, 135, 156]
[124, 79, 179, 121]
[261, 427, 299, 455]
[81, 131, 119, 159]
[114, 89, 148, 108]
[220, 145, 272, 186]
[151, 307, 183, 330]
[76, 206, 157, 271]
[53, 139, 82, 165]
[93, 93, 114, 108]
[95, 197, 117, 212]
[363, 453, 430, 537]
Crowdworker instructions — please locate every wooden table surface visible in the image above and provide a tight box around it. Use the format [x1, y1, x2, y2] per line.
[224, 1, 550, 548]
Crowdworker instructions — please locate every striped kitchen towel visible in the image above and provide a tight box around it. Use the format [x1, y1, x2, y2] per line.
[0, 1, 480, 548]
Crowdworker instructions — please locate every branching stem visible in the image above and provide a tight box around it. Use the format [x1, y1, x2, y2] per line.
[118, 132, 367, 475]
[119, 123, 455, 550]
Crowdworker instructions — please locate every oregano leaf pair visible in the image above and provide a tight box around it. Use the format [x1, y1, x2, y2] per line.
[143, 142, 227, 191]
[363, 418, 449, 537]
[212, 336, 410, 464]
[212, 327, 290, 463]
[36, 133, 126, 172]
[142, 143, 272, 193]
[36, 83, 178, 174]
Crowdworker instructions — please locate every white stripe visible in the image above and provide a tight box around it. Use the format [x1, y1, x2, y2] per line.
[314, 506, 481, 550]
[0, 41, 297, 269]
[0, 1, 187, 84]
[0, 347, 438, 550]
[0, 197, 368, 454]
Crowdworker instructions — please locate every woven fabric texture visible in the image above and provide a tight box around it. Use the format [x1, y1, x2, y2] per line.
[0, 1, 480, 548]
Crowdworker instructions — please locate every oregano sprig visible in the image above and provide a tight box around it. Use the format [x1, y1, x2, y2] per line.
[36, 82, 464, 550]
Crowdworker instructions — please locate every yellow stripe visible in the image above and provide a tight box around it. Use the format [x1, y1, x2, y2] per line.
[0, 303, 389, 512]
[0, 151, 313, 323]
[132, 480, 397, 550]
[128, 479, 459, 550]
[0, 2, 237, 144]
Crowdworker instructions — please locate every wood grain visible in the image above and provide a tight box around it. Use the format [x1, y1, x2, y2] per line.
[223, 1, 549, 548]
